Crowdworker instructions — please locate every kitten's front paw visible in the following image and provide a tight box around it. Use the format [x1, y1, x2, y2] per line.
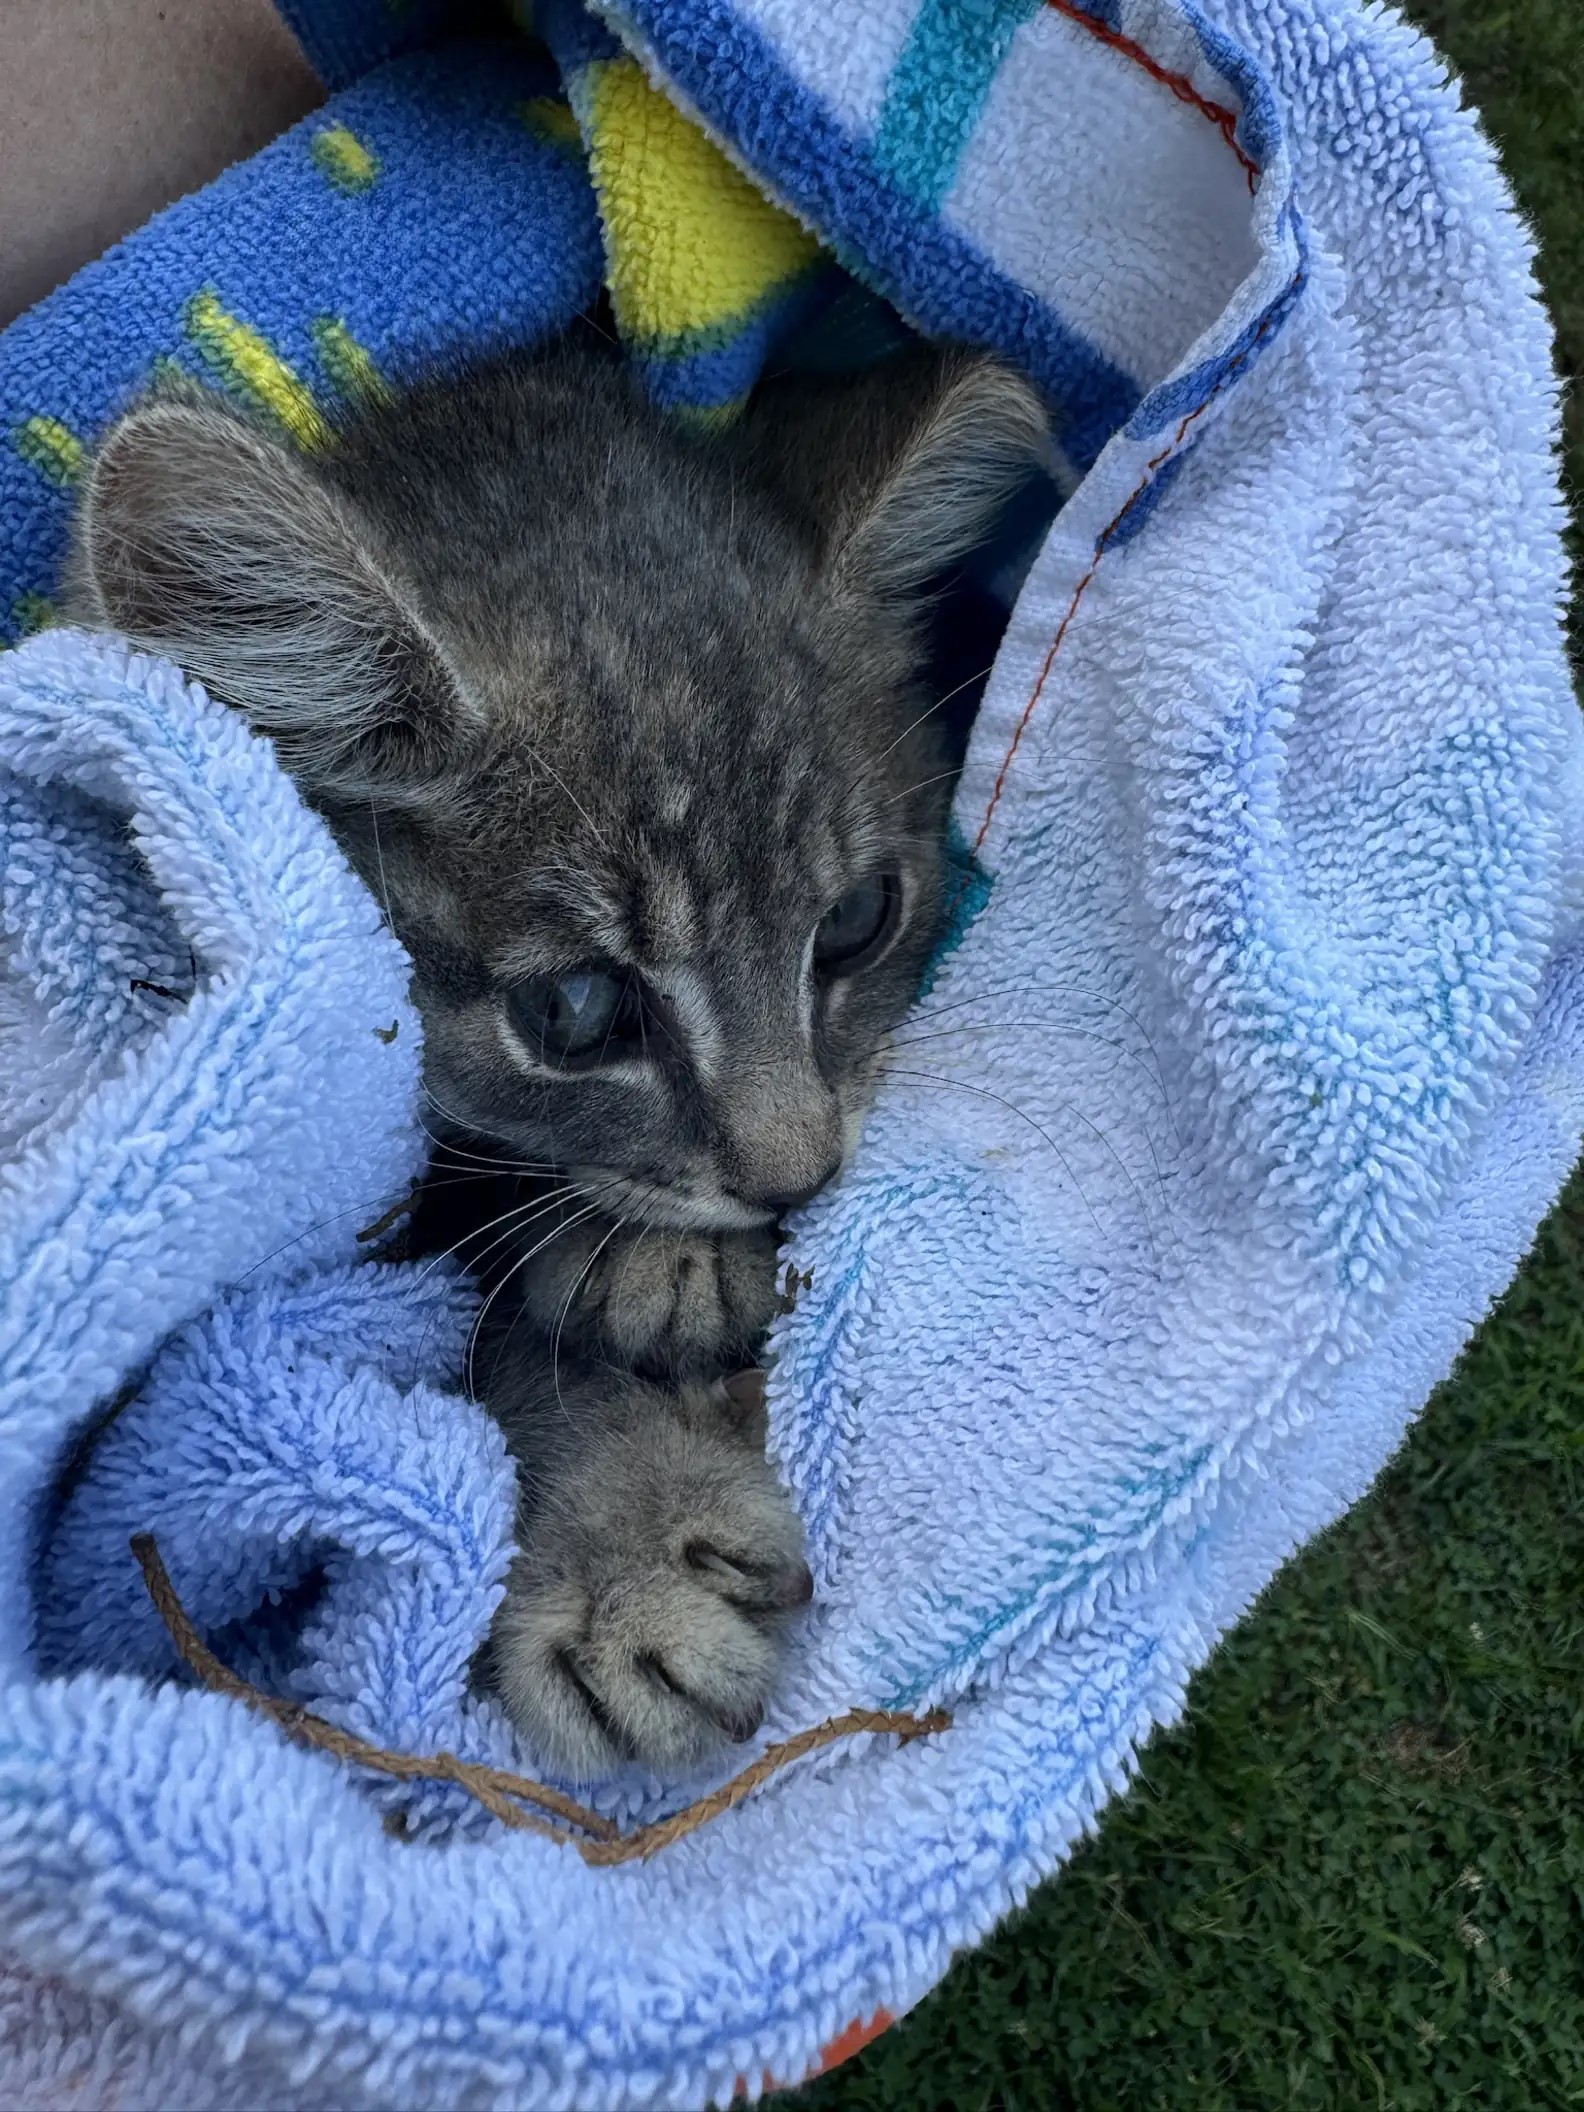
[517, 1208, 780, 1377]
[487, 1376, 811, 1779]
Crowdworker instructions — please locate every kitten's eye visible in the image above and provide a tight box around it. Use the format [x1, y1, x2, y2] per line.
[505, 968, 639, 1063]
[813, 873, 899, 972]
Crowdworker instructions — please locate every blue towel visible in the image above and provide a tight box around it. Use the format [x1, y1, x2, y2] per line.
[2, 1, 1580, 2105]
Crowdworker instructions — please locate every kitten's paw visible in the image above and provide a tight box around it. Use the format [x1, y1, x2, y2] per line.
[517, 1210, 781, 1377]
[487, 1377, 811, 1779]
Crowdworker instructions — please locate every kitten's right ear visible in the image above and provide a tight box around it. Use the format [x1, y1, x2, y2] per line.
[737, 348, 1053, 602]
[75, 390, 477, 805]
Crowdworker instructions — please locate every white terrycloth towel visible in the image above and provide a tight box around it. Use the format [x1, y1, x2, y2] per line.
[745, 0, 1584, 1728]
[0, 0, 1579, 2105]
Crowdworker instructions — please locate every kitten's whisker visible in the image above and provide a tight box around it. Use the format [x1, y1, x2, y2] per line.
[479, 1299, 531, 1423]
[236, 1161, 556, 1281]
[411, 1176, 625, 1387]
[465, 1199, 609, 1401]
[367, 803, 397, 934]
[889, 1060, 1167, 1260]
[405, 1170, 492, 1193]
[548, 1216, 627, 1421]
[231, 1159, 561, 1287]
[468, 1204, 606, 1331]
[874, 1065, 1108, 1242]
[535, 752, 615, 856]
[238, 1115, 566, 1292]
[475, 1175, 633, 1279]
[420, 1084, 512, 1143]
[480, 1203, 626, 1424]
[413, 1188, 581, 1287]
[886, 1019, 1183, 1156]
[408, 1168, 554, 1199]
[884, 768, 963, 807]
[419, 1096, 542, 1164]
[423, 1142, 523, 1177]
[882, 1030, 1182, 1233]
[612, 1221, 656, 1315]
[422, 1132, 564, 1178]
[908, 975, 1158, 1039]
[874, 662, 998, 762]
[233, 1195, 401, 1282]
[411, 1190, 579, 1371]
[418, 1107, 569, 1177]
[905, 979, 1174, 1109]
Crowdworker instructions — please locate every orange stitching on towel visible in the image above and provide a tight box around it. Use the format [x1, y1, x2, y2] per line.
[1044, 0, 1260, 192]
[972, 279, 1300, 857]
[971, 559, 1098, 856]
[734, 2007, 898, 2101]
[133, 1532, 949, 1861]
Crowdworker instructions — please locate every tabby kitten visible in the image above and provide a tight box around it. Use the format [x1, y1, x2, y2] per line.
[68, 335, 1048, 1776]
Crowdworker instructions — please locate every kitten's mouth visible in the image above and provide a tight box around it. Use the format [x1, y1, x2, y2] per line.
[564, 1168, 776, 1235]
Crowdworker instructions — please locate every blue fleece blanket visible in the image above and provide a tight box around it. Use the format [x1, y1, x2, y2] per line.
[2, 2, 1580, 2106]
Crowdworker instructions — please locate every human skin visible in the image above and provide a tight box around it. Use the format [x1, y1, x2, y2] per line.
[0, 0, 322, 331]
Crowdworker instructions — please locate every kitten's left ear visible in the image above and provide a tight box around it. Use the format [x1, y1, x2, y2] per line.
[738, 349, 1053, 600]
[72, 385, 480, 806]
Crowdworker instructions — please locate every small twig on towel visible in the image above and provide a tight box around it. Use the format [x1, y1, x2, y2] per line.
[355, 1180, 423, 1245]
[573, 1702, 951, 1866]
[131, 1533, 950, 1862]
[131, 1532, 615, 1841]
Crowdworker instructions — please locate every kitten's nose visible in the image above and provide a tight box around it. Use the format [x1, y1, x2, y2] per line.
[721, 1071, 843, 1218]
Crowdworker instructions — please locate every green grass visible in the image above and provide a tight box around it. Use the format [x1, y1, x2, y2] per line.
[1410, 0, 1583, 664]
[805, 6, 1584, 2106]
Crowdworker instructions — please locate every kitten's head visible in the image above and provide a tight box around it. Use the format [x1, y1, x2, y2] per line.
[71, 342, 1047, 1230]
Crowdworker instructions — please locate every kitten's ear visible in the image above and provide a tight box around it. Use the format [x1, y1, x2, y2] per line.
[75, 390, 478, 804]
[740, 349, 1052, 599]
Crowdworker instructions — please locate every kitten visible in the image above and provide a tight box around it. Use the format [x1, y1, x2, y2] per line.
[68, 335, 1048, 1776]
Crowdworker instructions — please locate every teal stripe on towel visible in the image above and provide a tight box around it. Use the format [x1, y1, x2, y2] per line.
[874, 0, 1041, 211]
